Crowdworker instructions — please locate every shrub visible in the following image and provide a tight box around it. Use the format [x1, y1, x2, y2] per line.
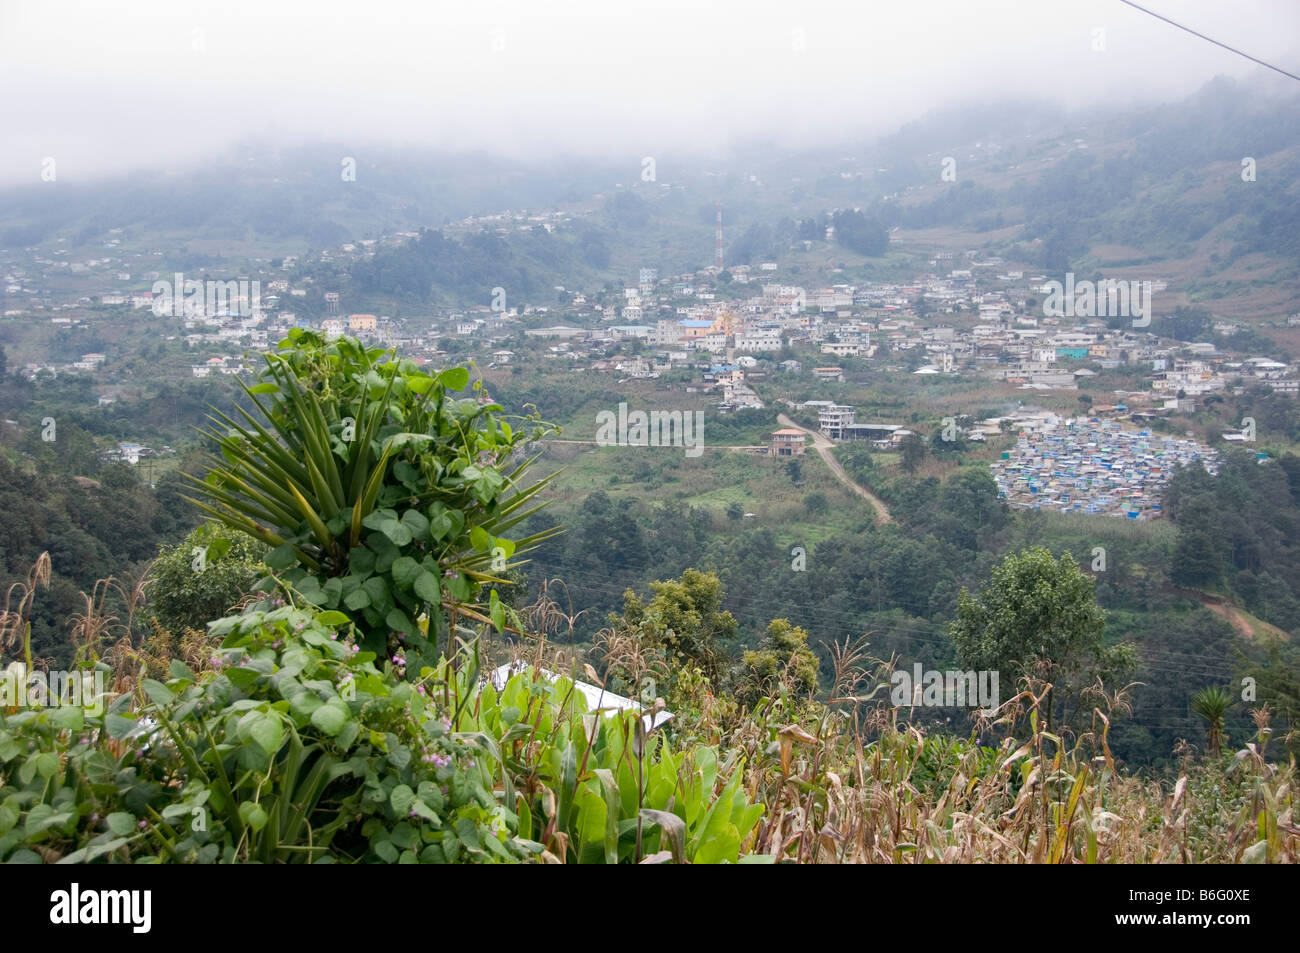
[736, 618, 820, 709]
[147, 522, 268, 636]
[2, 587, 769, 864]
[184, 330, 559, 668]
[1, 600, 528, 863]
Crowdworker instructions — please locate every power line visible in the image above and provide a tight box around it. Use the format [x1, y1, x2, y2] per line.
[1116, 0, 1300, 83]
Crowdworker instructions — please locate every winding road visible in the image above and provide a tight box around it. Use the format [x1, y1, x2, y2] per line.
[777, 414, 894, 524]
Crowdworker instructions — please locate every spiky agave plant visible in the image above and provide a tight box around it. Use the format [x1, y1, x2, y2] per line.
[183, 329, 561, 664]
[1191, 685, 1233, 759]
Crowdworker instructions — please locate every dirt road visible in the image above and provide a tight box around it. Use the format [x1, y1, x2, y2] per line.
[1170, 586, 1289, 642]
[777, 414, 894, 524]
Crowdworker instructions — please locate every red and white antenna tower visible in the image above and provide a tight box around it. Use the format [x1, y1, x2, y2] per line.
[715, 202, 724, 270]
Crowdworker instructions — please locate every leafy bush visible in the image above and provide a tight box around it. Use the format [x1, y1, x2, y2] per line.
[1, 601, 528, 863]
[0, 665, 120, 863]
[185, 330, 559, 667]
[736, 618, 820, 709]
[147, 522, 268, 636]
[2, 587, 769, 864]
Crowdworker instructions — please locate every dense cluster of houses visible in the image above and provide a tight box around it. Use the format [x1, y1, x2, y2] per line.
[988, 413, 1218, 518]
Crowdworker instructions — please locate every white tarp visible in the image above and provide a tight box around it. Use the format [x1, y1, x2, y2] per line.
[489, 662, 673, 731]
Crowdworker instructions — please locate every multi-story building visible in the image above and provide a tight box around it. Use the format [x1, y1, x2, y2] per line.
[735, 330, 782, 352]
[771, 429, 807, 456]
[818, 404, 856, 439]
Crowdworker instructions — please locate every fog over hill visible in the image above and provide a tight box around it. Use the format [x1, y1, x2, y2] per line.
[2, 0, 1298, 185]
[4, 73, 1297, 324]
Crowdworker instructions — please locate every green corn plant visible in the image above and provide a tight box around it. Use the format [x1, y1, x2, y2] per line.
[440, 657, 768, 864]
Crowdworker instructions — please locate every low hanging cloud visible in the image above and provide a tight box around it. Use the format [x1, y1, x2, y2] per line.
[0, 0, 1297, 186]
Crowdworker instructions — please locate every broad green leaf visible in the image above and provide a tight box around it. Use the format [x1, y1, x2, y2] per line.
[490, 590, 505, 634]
[438, 366, 470, 391]
[106, 813, 137, 836]
[400, 509, 429, 538]
[413, 571, 441, 605]
[51, 706, 84, 731]
[141, 678, 175, 706]
[391, 784, 416, 816]
[385, 607, 415, 636]
[693, 823, 741, 864]
[349, 547, 376, 576]
[249, 712, 284, 755]
[239, 801, 269, 832]
[266, 543, 298, 571]
[391, 556, 421, 590]
[105, 713, 137, 739]
[311, 702, 349, 737]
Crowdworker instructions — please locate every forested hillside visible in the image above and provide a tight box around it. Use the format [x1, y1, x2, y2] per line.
[515, 443, 1300, 770]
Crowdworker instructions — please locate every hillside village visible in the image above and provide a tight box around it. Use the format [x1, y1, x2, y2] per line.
[2, 226, 1295, 515]
[7, 231, 1297, 398]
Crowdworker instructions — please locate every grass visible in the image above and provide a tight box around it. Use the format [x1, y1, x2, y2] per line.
[533, 440, 874, 540]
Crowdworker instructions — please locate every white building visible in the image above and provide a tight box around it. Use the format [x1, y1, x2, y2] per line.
[735, 330, 782, 353]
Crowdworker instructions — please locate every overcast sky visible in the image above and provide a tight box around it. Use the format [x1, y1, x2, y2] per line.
[1, 0, 1297, 186]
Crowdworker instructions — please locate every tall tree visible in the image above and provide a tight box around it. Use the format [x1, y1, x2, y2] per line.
[949, 547, 1133, 729]
[616, 568, 738, 683]
[900, 433, 927, 473]
[737, 618, 820, 708]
